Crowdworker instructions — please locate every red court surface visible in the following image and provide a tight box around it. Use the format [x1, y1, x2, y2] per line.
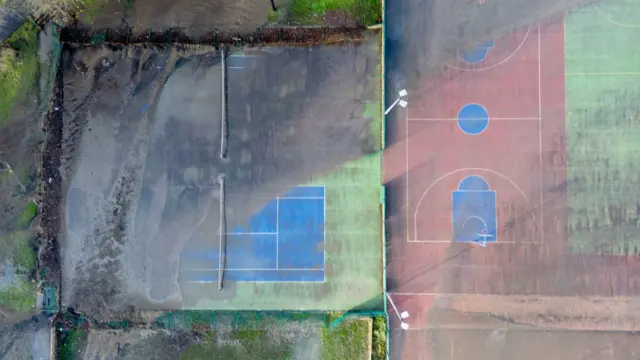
[384, 19, 568, 341]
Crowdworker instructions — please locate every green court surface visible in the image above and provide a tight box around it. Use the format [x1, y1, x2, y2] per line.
[565, 1, 640, 255]
[191, 154, 384, 310]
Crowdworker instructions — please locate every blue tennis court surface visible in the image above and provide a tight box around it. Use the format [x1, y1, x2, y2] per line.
[181, 186, 325, 282]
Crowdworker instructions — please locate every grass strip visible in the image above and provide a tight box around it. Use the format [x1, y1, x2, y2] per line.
[0, 21, 39, 125]
[287, 0, 381, 26]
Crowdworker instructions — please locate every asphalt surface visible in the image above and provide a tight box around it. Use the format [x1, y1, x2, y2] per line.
[384, 0, 600, 359]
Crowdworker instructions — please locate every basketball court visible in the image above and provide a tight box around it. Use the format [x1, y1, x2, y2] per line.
[384, 19, 567, 335]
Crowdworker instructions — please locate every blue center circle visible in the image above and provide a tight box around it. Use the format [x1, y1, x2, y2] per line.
[457, 104, 489, 135]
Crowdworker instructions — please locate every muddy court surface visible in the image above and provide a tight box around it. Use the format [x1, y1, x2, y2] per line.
[59, 35, 382, 317]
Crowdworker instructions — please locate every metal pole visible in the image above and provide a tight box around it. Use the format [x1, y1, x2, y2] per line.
[220, 46, 228, 160]
[217, 174, 227, 292]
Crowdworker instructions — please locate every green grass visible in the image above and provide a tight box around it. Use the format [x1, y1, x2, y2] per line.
[267, 9, 279, 23]
[287, 0, 381, 26]
[179, 329, 294, 360]
[79, 0, 104, 24]
[321, 318, 369, 360]
[15, 200, 37, 228]
[371, 316, 386, 360]
[0, 230, 36, 271]
[0, 280, 35, 312]
[176, 313, 371, 360]
[58, 329, 87, 360]
[0, 22, 39, 125]
[565, 4, 640, 255]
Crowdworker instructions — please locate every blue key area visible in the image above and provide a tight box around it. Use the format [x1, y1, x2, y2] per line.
[452, 176, 497, 243]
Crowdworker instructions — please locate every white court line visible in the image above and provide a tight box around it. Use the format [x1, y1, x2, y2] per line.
[408, 240, 539, 244]
[594, 3, 640, 29]
[537, 23, 544, 245]
[446, 25, 532, 72]
[276, 198, 280, 269]
[323, 188, 326, 282]
[405, 104, 410, 243]
[182, 268, 325, 271]
[189, 280, 324, 284]
[408, 117, 539, 121]
[566, 72, 640, 76]
[227, 232, 277, 235]
[277, 197, 324, 200]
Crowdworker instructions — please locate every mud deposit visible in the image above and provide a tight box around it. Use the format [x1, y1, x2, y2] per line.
[75, 0, 290, 38]
[0, 315, 51, 359]
[59, 36, 380, 318]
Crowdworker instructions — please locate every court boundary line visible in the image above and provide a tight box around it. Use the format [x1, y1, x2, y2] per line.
[182, 268, 325, 271]
[593, 2, 640, 29]
[566, 72, 640, 76]
[276, 196, 280, 269]
[406, 240, 537, 244]
[537, 23, 545, 245]
[408, 117, 540, 121]
[405, 22, 545, 246]
[323, 187, 326, 282]
[445, 25, 532, 72]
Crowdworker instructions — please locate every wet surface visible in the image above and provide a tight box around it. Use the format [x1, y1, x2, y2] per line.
[60, 36, 380, 317]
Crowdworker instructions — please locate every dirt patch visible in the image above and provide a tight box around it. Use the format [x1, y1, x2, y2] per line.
[75, 0, 290, 39]
[323, 11, 359, 28]
[0, 314, 51, 360]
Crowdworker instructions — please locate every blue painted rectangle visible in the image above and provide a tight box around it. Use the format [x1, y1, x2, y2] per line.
[226, 234, 278, 269]
[278, 198, 324, 269]
[181, 234, 277, 269]
[180, 186, 325, 282]
[452, 190, 497, 243]
[280, 186, 324, 199]
[187, 269, 324, 282]
[229, 199, 277, 234]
